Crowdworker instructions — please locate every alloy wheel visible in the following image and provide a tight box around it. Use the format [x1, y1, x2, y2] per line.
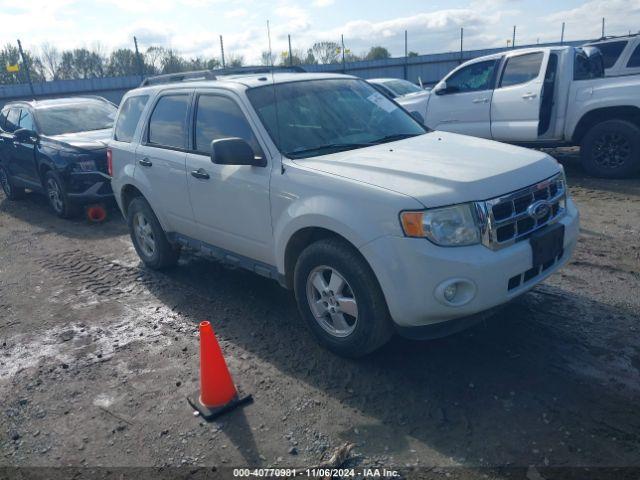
[47, 178, 64, 213]
[133, 212, 156, 258]
[593, 132, 632, 169]
[306, 265, 358, 338]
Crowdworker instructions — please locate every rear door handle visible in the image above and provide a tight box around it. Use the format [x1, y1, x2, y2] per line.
[191, 168, 210, 180]
[522, 92, 537, 99]
[472, 98, 488, 104]
[138, 158, 153, 167]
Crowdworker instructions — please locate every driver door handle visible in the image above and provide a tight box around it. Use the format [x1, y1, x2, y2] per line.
[138, 158, 153, 167]
[472, 98, 488, 104]
[191, 168, 210, 180]
[522, 92, 537, 99]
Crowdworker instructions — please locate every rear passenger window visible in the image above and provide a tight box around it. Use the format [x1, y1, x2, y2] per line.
[19, 110, 35, 131]
[0, 109, 8, 130]
[194, 95, 262, 155]
[148, 95, 189, 149]
[115, 95, 149, 142]
[500, 52, 544, 88]
[627, 44, 640, 68]
[592, 41, 627, 69]
[5, 109, 20, 133]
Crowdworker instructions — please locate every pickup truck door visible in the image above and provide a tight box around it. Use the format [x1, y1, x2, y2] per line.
[184, 92, 273, 265]
[490, 51, 548, 141]
[424, 59, 498, 139]
[134, 91, 195, 234]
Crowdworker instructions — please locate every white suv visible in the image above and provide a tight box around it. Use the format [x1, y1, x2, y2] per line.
[109, 71, 580, 357]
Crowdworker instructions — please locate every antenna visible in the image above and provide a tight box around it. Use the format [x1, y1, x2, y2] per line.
[267, 20, 285, 174]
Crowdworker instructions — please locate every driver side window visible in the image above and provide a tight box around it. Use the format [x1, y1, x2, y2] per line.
[445, 60, 497, 94]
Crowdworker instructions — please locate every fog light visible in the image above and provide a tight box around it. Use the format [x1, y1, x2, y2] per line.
[444, 283, 457, 302]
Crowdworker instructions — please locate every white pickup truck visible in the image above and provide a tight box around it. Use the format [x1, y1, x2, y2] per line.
[424, 46, 640, 178]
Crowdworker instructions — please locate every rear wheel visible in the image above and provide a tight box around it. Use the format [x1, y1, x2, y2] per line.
[0, 164, 25, 200]
[127, 197, 180, 270]
[45, 171, 77, 218]
[294, 238, 394, 357]
[580, 119, 640, 178]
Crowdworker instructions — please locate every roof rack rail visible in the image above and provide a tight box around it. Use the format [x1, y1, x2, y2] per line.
[140, 70, 217, 87]
[591, 32, 640, 42]
[213, 65, 306, 76]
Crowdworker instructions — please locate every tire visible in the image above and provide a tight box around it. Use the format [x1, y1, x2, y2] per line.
[44, 171, 78, 218]
[0, 164, 25, 200]
[293, 238, 394, 357]
[127, 197, 180, 270]
[580, 119, 640, 178]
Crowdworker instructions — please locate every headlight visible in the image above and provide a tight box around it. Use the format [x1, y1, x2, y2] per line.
[400, 203, 480, 246]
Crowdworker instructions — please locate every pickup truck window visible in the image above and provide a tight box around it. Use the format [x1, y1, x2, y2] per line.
[445, 60, 497, 93]
[247, 79, 425, 159]
[194, 95, 261, 155]
[627, 44, 640, 68]
[591, 41, 627, 69]
[499, 52, 543, 88]
[115, 95, 149, 143]
[147, 94, 189, 149]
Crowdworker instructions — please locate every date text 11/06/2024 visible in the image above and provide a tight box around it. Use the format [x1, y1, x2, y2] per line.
[232, 468, 400, 477]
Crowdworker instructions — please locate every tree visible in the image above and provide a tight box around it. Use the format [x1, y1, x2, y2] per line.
[226, 54, 244, 68]
[310, 41, 341, 64]
[40, 43, 62, 80]
[260, 50, 276, 66]
[408, 51, 419, 58]
[365, 46, 391, 61]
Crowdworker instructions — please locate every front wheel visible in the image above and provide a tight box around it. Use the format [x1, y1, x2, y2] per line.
[293, 238, 394, 357]
[45, 171, 77, 218]
[580, 119, 640, 178]
[0, 164, 25, 200]
[127, 197, 180, 270]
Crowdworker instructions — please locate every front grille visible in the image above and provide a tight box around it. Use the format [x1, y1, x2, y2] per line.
[476, 173, 566, 250]
[508, 248, 565, 291]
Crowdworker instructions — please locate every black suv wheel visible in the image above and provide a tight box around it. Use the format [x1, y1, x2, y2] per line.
[44, 171, 78, 218]
[0, 165, 25, 200]
[293, 238, 393, 357]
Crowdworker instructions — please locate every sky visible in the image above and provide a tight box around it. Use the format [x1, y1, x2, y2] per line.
[1, 0, 639, 63]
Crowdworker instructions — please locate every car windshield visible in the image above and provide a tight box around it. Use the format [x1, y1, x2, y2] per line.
[36, 101, 117, 136]
[382, 79, 424, 96]
[246, 78, 426, 159]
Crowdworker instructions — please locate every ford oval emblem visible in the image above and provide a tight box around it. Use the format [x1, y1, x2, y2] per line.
[527, 200, 551, 221]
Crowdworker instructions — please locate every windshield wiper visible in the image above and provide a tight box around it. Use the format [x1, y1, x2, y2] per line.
[286, 142, 373, 158]
[369, 133, 422, 144]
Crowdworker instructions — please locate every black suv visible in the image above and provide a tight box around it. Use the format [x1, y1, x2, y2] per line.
[0, 96, 116, 217]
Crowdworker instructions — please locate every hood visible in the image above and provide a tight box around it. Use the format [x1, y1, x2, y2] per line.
[293, 131, 561, 208]
[395, 91, 430, 117]
[46, 128, 111, 151]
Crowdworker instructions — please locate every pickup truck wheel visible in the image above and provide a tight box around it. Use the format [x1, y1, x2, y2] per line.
[581, 119, 640, 178]
[127, 197, 179, 270]
[294, 239, 393, 357]
[44, 171, 78, 218]
[0, 165, 25, 200]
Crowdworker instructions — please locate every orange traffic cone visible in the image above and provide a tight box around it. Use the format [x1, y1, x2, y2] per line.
[187, 321, 252, 421]
[86, 204, 107, 223]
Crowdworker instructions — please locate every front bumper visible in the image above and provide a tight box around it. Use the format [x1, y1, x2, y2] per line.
[66, 171, 114, 205]
[359, 198, 579, 331]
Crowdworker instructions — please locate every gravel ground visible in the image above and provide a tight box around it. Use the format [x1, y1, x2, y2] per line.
[1, 150, 639, 478]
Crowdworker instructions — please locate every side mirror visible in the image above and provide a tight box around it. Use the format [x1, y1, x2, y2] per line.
[14, 128, 37, 142]
[210, 137, 265, 167]
[434, 82, 448, 95]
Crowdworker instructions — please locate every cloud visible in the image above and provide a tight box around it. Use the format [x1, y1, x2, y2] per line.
[546, 0, 640, 39]
[225, 8, 248, 18]
[313, 0, 335, 6]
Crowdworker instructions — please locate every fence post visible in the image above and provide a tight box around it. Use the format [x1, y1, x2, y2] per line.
[220, 35, 226, 68]
[288, 34, 293, 66]
[133, 36, 144, 80]
[341, 34, 346, 73]
[404, 30, 408, 80]
[512, 25, 516, 48]
[601, 17, 605, 38]
[560, 22, 565, 44]
[17, 39, 35, 97]
[460, 27, 464, 64]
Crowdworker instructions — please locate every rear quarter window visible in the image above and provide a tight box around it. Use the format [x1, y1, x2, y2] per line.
[114, 95, 149, 143]
[627, 44, 640, 68]
[591, 41, 627, 69]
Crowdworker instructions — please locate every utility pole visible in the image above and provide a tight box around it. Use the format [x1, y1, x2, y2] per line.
[219, 35, 226, 69]
[560, 22, 565, 44]
[512, 25, 516, 48]
[288, 34, 293, 67]
[341, 34, 346, 73]
[404, 30, 408, 80]
[17, 39, 35, 97]
[460, 27, 464, 64]
[133, 36, 144, 80]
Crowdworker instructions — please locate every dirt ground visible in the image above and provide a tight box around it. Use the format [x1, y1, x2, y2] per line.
[1, 149, 639, 479]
